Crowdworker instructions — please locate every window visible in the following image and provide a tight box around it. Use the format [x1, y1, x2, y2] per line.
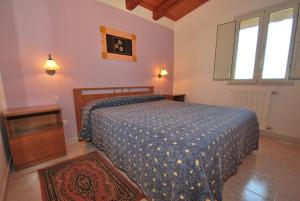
[234, 17, 260, 80]
[213, 2, 300, 83]
[262, 8, 294, 79]
[232, 4, 298, 82]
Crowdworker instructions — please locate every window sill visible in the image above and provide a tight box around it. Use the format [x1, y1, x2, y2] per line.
[227, 80, 294, 86]
[228, 80, 257, 85]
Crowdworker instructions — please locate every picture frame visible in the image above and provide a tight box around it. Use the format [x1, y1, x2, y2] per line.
[100, 26, 137, 62]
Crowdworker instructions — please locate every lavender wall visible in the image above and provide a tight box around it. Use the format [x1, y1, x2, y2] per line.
[0, 0, 27, 107]
[0, 0, 174, 138]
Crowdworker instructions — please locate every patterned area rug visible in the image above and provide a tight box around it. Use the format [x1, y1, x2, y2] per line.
[38, 151, 144, 201]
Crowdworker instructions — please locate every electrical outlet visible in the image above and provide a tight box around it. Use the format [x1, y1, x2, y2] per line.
[54, 96, 59, 103]
[63, 120, 68, 126]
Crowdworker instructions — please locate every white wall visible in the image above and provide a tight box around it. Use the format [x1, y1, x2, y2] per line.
[0, 72, 9, 201]
[174, 0, 300, 139]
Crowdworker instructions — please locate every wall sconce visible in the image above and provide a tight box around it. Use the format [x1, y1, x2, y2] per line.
[158, 67, 168, 78]
[44, 54, 59, 75]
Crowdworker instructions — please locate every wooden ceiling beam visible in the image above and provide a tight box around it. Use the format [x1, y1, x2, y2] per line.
[126, 0, 143, 10]
[153, 0, 179, 21]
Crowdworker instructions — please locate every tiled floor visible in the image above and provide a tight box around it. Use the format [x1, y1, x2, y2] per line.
[5, 135, 300, 201]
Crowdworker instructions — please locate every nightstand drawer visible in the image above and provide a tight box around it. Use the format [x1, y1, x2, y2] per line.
[12, 140, 66, 168]
[163, 94, 185, 102]
[10, 128, 64, 153]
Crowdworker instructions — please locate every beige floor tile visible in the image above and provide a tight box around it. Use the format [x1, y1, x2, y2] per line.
[274, 176, 300, 201]
[240, 190, 272, 201]
[6, 172, 41, 201]
[223, 180, 272, 201]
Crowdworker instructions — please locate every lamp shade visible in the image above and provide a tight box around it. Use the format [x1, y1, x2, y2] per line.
[44, 54, 59, 71]
[158, 67, 168, 78]
[160, 68, 168, 76]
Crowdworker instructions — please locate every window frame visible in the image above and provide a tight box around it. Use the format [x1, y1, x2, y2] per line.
[230, 1, 299, 85]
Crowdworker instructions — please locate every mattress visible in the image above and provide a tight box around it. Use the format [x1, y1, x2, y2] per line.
[81, 95, 259, 201]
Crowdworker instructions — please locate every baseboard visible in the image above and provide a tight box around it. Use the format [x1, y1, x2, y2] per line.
[0, 157, 11, 201]
[260, 130, 300, 144]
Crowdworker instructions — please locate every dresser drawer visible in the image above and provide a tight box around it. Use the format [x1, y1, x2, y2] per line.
[12, 140, 66, 168]
[10, 128, 64, 153]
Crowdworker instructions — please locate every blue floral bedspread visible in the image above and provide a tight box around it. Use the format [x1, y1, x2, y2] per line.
[80, 95, 259, 201]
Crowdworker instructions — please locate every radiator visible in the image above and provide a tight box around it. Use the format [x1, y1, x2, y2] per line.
[230, 89, 275, 130]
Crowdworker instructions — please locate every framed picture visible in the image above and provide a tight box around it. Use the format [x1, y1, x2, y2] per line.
[100, 26, 137, 62]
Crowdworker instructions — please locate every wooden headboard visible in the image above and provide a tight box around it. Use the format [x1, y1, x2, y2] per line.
[73, 86, 154, 139]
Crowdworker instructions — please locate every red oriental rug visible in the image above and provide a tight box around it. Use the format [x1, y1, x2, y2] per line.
[38, 151, 144, 201]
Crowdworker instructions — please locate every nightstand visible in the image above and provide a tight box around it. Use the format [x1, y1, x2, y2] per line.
[3, 105, 66, 170]
[163, 93, 185, 102]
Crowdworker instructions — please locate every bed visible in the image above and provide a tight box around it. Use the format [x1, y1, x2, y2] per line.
[73, 86, 259, 201]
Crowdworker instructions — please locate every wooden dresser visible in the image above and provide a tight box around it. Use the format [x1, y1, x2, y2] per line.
[163, 93, 186, 102]
[3, 105, 66, 170]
